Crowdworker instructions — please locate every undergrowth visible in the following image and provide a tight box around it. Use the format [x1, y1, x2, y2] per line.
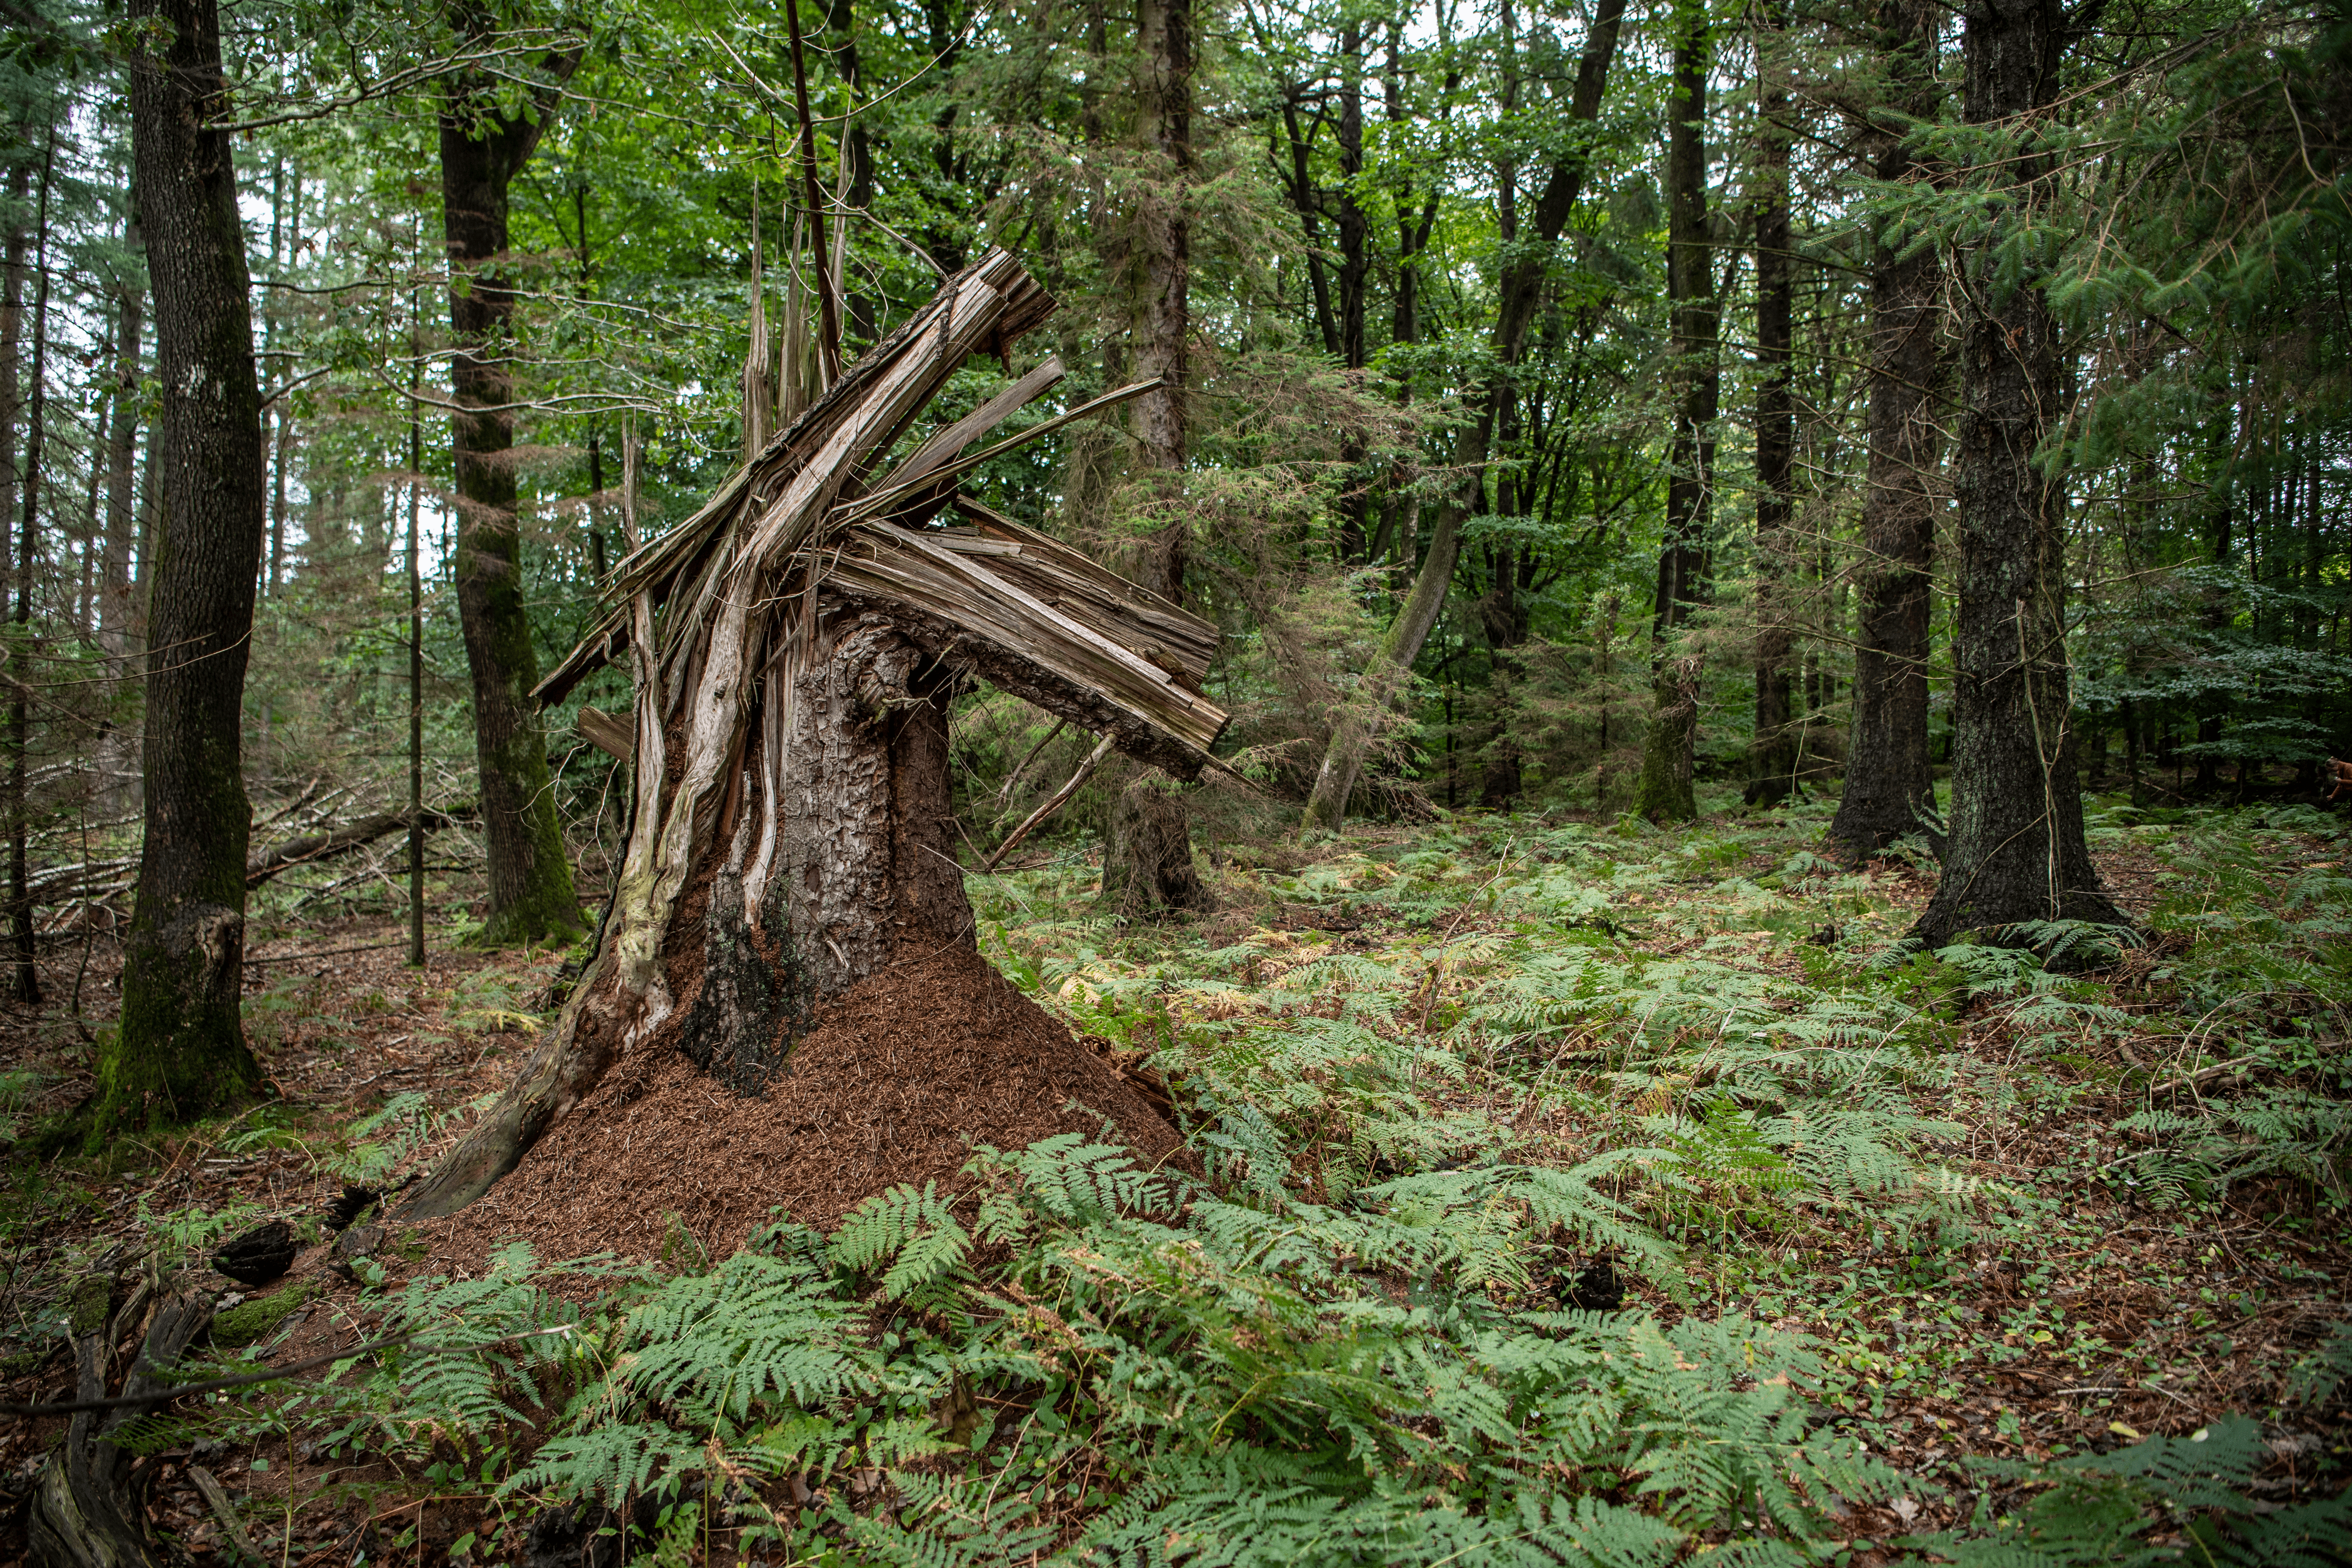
[68, 795, 2352, 1563]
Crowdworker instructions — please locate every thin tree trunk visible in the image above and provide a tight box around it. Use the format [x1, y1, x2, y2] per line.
[1828, 0, 1946, 858]
[1334, 21, 1372, 564]
[573, 185, 608, 580]
[1130, 0, 1193, 603]
[97, 0, 269, 1138]
[1910, 0, 2127, 948]
[10, 128, 53, 1003]
[1302, 0, 1625, 830]
[0, 161, 27, 667]
[1274, 90, 1340, 361]
[1747, 8, 1799, 808]
[408, 289, 426, 969]
[439, 41, 586, 947]
[264, 159, 287, 596]
[1632, 0, 1716, 824]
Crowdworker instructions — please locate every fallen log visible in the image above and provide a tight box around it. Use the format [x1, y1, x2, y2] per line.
[245, 807, 474, 889]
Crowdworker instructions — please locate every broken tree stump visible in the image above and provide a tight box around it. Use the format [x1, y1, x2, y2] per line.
[396, 250, 1230, 1221]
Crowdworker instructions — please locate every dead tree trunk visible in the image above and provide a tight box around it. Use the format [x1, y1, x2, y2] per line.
[27, 1269, 215, 1568]
[397, 252, 1228, 1219]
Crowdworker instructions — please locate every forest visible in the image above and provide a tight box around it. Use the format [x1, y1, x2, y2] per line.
[0, 0, 2347, 1557]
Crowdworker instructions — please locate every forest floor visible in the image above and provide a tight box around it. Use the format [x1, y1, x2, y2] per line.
[0, 789, 2346, 1565]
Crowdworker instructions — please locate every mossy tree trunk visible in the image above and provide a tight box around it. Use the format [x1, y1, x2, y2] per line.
[440, 43, 585, 947]
[1909, 0, 2127, 949]
[1827, 0, 1945, 859]
[92, 0, 269, 1141]
[1632, 0, 1715, 825]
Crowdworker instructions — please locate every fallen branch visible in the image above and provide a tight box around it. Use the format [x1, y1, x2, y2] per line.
[245, 807, 474, 889]
[0, 1323, 575, 1418]
[985, 733, 1114, 871]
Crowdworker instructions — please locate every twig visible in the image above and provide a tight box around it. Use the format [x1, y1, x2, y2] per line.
[0, 1324, 572, 1417]
[985, 735, 1115, 871]
[189, 1465, 268, 1564]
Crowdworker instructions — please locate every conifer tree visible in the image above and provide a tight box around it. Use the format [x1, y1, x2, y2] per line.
[1910, 0, 2126, 945]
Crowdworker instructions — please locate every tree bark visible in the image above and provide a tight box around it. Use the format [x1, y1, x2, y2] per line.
[1827, 0, 1946, 858]
[98, 212, 143, 666]
[0, 160, 27, 573]
[1747, 10, 1799, 808]
[1301, 0, 1625, 830]
[1130, 0, 1192, 602]
[95, 0, 269, 1139]
[440, 36, 586, 947]
[1910, 0, 2127, 948]
[1632, 0, 1716, 824]
[11, 129, 52, 1003]
[400, 609, 978, 1208]
[1102, 774, 1211, 917]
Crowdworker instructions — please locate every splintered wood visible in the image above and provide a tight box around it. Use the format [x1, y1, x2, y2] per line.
[395, 249, 1229, 1220]
[535, 247, 1225, 778]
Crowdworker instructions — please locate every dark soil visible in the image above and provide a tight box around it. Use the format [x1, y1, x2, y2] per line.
[414, 941, 1187, 1269]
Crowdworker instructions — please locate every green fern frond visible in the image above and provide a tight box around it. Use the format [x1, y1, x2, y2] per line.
[621, 1250, 868, 1423]
[504, 1421, 704, 1511]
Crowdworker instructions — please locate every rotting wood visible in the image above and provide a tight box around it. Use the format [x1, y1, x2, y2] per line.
[27, 1267, 214, 1568]
[399, 250, 1228, 1220]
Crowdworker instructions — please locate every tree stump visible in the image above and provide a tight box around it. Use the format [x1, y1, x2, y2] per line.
[395, 251, 1230, 1223]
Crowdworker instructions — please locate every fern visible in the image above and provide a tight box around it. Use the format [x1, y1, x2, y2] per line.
[620, 1249, 868, 1424]
[1909, 1417, 2352, 1568]
[840, 1470, 1056, 1567]
[505, 1421, 705, 1511]
[964, 1134, 1170, 1227]
[829, 1181, 973, 1303]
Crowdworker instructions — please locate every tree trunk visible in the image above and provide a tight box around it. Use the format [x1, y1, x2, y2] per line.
[0, 161, 27, 569]
[1130, 0, 1192, 602]
[440, 48, 586, 947]
[400, 610, 977, 1209]
[11, 129, 53, 1003]
[95, 0, 268, 1140]
[1301, 0, 1625, 830]
[1102, 774, 1210, 917]
[399, 252, 1207, 1220]
[1910, 0, 2127, 949]
[97, 210, 143, 664]
[263, 158, 289, 596]
[1828, 0, 1946, 858]
[1632, 0, 1715, 824]
[1746, 11, 1799, 809]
